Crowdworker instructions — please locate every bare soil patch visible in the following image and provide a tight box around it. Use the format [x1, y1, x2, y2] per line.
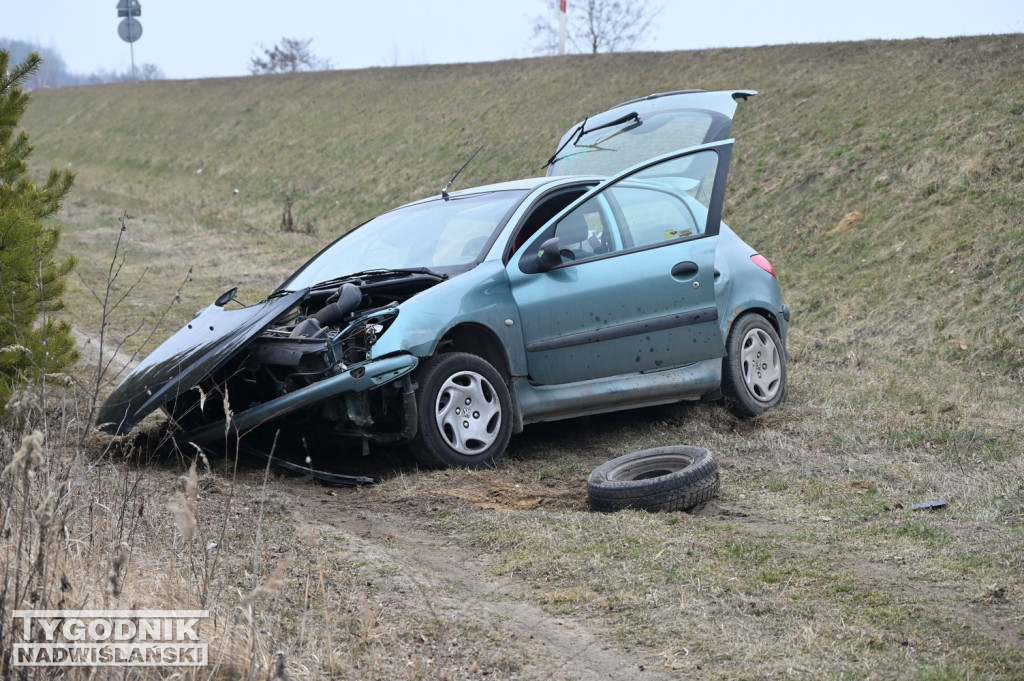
[279, 477, 672, 680]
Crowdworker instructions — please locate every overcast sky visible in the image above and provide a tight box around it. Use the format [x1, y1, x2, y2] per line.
[3, 1, 1021, 80]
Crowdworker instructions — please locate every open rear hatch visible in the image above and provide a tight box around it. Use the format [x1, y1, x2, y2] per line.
[546, 89, 755, 177]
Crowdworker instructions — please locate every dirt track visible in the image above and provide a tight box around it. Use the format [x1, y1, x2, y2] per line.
[79, 324, 676, 678]
[281, 475, 675, 680]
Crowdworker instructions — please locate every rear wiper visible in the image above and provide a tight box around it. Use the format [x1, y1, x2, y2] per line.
[544, 111, 641, 169]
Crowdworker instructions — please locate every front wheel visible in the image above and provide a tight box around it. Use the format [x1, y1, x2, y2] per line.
[410, 353, 512, 469]
[721, 314, 786, 417]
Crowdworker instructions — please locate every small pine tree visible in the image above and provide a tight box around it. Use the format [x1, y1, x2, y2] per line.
[0, 51, 77, 409]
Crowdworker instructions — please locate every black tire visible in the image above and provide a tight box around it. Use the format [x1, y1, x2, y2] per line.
[721, 313, 787, 417]
[410, 352, 513, 469]
[587, 446, 720, 512]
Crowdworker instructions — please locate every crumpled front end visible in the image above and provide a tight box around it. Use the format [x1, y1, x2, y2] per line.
[176, 352, 419, 447]
[99, 271, 447, 447]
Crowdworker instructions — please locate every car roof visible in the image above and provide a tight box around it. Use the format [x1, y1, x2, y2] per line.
[417, 174, 602, 203]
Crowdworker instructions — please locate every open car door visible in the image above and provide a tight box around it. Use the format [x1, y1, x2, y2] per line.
[509, 139, 733, 386]
[505, 90, 754, 386]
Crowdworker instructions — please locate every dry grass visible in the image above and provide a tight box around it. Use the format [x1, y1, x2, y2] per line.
[3, 34, 1022, 679]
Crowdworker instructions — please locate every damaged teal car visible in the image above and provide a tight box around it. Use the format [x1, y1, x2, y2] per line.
[99, 89, 789, 469]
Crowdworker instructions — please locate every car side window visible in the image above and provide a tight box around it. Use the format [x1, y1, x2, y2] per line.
[607, 186, 700, 247]
[554, 150, 718, 261]
[507, 188, 590, 259]
[552, 197, 618, 262]
[518, 148, 722, 273]
[606, 149, 718, 248]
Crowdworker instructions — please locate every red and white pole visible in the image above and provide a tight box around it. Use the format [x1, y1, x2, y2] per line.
[558, 0, 567, 55]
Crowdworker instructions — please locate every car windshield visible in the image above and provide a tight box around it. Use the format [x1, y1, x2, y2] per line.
[280, 189, 528, 290]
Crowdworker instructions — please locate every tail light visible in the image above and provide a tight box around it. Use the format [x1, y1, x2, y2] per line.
[751, 254, 776, 277]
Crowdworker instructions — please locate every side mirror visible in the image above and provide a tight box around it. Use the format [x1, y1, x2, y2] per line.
[535, 237, 562, 272]
[214, 287, 238, 307]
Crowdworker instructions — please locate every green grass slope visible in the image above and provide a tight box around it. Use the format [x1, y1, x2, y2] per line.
[25, 35, 1024, 379]
[15, 35, 1024, 679]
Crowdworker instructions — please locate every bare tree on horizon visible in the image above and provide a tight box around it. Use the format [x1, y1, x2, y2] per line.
[531, 0, 663, 55]
[249, 37, 331, 75]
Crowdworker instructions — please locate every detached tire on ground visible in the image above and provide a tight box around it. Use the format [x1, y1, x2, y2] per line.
[587, 446, 720, 512]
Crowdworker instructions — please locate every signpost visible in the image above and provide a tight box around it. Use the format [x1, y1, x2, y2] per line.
[116, 0, 142, 79]
[559, 0, 567, 56]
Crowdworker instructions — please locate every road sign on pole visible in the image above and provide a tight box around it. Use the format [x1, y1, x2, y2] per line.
[558, 0, 567, 56]
[117, 0, 141, 17]
[115, 1, 142, 80]
[118, 18, 143, 43]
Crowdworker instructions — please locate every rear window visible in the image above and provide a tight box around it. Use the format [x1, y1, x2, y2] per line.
[547, 111, 715, 176]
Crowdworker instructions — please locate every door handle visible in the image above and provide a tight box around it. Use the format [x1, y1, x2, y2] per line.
[671, 261, 699, 277]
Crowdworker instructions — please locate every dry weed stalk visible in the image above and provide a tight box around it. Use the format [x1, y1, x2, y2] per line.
[1, 221, 228, 680]
[74, 212, 191, 447]
[171, 459, 200, 544]
[235, 559, 292, 680]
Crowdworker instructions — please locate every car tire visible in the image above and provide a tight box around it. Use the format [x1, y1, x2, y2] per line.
[587, 446, 720, 512]
[410, 352, 513, 469]
[721, 313, 786, 417]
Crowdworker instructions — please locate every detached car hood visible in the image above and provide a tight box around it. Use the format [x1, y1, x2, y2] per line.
[97, 289, 308, 434]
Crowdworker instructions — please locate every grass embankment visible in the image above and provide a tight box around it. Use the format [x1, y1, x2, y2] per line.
[6, 34, 1022, 679]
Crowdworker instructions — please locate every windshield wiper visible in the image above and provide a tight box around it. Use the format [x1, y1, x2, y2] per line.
[279, 268, 447, 295]
[274, 268, 446, 294]
[544, 111, 641, 169]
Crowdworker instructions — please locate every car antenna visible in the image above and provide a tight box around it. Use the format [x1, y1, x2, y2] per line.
[441, 146, 483, 201]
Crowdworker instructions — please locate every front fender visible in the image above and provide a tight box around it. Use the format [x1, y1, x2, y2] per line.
[369, 262, 528, 375]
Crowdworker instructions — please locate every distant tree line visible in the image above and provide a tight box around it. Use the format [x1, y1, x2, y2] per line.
[0, 39, 164, 89]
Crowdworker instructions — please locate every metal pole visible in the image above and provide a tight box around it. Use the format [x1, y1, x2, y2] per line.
[559, 0, 567, 55]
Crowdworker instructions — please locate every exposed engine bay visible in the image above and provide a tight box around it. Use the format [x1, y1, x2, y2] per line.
[166, 270, 445, 444]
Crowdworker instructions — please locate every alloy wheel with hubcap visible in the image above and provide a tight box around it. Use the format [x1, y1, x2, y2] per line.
[740, 326, 783, 403]
[410, 352, 513, 469]
[434, 370, 502, 456]
[722, 313, 786, 416]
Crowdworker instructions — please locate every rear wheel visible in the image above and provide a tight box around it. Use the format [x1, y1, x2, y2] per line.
[410, 353, 512, 469]
[722, 313, 786, 417]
